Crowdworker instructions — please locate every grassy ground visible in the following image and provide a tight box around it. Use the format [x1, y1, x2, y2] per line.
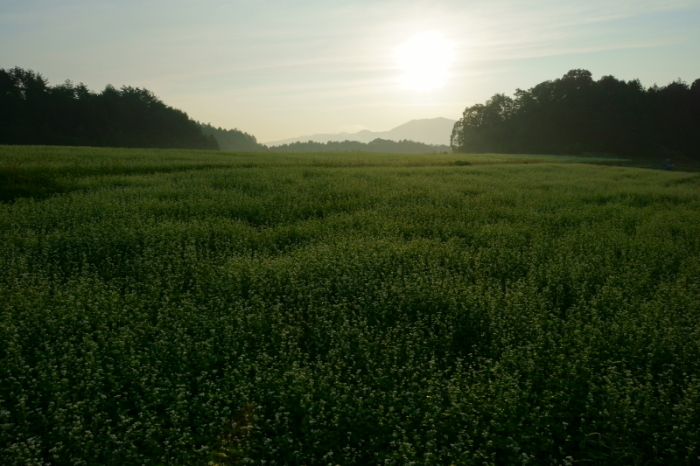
[0, 145, 631, 203]
[1, 146, 699, 465]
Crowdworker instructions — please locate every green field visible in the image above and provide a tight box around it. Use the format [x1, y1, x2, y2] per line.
[1, 146, 700, 465]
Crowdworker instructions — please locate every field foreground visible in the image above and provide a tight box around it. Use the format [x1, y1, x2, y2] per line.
[1, 146, 700, 465]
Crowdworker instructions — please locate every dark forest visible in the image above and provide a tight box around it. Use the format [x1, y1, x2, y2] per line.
[4, 67, 699, 158]
[451, 69, 700, 159]
[0, 67, 218, 150]
[199, 123, 266, 151]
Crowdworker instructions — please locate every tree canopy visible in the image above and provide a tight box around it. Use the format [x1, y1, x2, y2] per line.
[0, 67, 218, 150]
[268, 138, 450, 154]
[199, 123, 266, 151]
[451, 70, 700, 159]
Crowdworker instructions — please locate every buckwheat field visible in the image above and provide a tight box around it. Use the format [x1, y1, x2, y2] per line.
[1, 146, 699, 465]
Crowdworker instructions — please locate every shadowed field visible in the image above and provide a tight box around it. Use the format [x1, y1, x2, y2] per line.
[1, 146, 699, 465]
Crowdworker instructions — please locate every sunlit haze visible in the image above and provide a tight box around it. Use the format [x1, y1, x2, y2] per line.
[2, 0, 699, 142]
[397, 32, 453, 90]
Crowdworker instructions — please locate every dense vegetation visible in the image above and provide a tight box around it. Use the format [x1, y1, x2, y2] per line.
[268, 138, 451, 153]
[0, 67, 451, 154]
[0, 67, 218, 150]
[199, 124, 267, 152]
[451, 69, 700, 159]
[1, 146, 699, 465]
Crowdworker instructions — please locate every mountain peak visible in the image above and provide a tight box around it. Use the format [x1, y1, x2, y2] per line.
[266, 117, 456, 146]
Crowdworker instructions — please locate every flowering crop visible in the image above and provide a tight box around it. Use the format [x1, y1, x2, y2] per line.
[1, 146, 699, 465]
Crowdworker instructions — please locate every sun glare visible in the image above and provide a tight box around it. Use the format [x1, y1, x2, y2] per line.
[396, 32, 453, 90]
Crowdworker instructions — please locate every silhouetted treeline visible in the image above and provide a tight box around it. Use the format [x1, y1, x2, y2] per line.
[269, 138, 450, 154]
[451, 69, 700, 159]
[0, 67, 218, 150]
[199, 123, 266, 151]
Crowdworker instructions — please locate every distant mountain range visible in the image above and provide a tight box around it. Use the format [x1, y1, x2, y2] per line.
[265, 117, 456, 147]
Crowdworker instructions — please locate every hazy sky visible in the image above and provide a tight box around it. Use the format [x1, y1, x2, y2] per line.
[2, 0, 699, 142]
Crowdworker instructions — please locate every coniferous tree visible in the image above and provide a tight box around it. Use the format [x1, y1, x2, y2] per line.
[199, 124, 266, 151]
[0, 67, 218, 150]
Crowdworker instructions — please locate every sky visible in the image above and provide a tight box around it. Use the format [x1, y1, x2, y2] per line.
[2, 0, 699, 143]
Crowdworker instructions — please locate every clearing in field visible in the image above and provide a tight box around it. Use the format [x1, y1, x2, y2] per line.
[1, 146, 699, 465]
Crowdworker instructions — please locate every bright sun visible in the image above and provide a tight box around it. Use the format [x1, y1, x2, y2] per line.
[396, 32, 453, 90]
